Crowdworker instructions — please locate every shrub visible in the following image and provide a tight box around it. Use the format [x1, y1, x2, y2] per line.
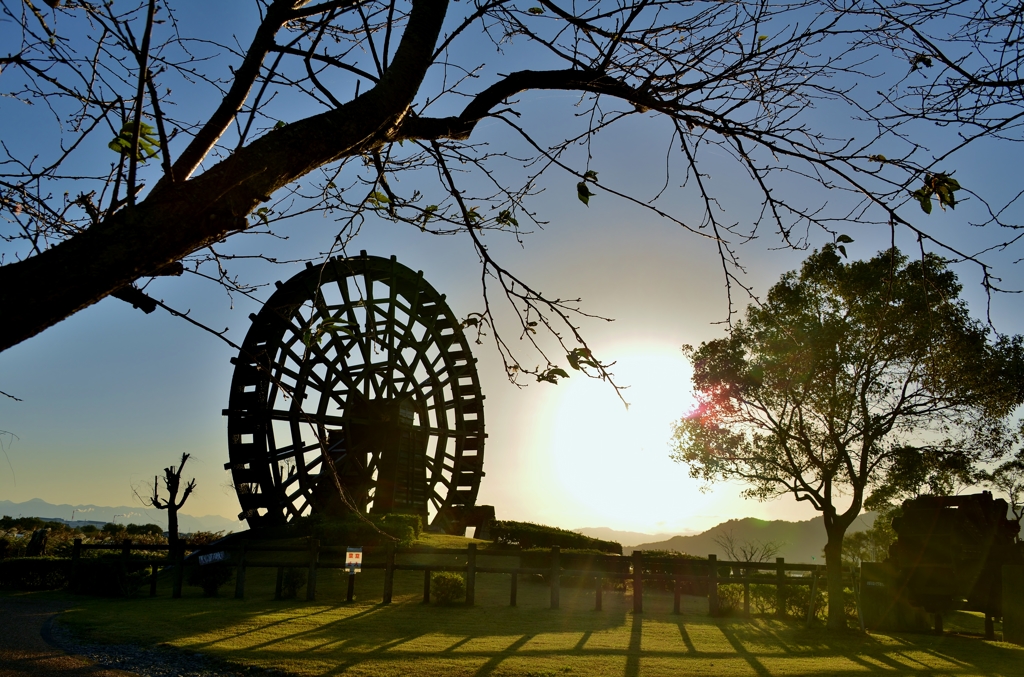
[262, 513, 414, 547]
[380, 513, 422, 539]
[279, 567, 307, 599]
[491, 521, 621, 554]
[186, 531, 227, 547]
[80, 525, 98, 534]
[0, 557, 70, 590]
[75, 555, 154, 597]
[715, 580, 856, 622]
[431, 571, 466, 605]
[125, 523, 163, 537]
[187, 561, 234, 597]
[102, 523, 126, 535]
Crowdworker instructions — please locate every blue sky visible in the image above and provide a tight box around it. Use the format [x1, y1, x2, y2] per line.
[2, 1, 1023, 533]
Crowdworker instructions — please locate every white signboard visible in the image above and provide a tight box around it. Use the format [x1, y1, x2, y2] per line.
[198, 551, 227, 565]
[346, 547, 362, 573]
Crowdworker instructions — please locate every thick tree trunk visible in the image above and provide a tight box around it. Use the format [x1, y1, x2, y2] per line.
[0, 0, 450, 353]
[824, 533, 847, 630]
[168, 507, 179, 559]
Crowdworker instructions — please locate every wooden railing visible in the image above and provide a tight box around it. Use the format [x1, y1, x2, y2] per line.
[194, 540, 857, 620]
[69, 538, 198, 598]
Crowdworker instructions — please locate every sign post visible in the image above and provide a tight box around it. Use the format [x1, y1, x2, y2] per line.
[346, 547, 362, 602]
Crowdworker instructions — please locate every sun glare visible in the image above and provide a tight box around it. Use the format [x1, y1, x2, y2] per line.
[528, 342, 718, 533]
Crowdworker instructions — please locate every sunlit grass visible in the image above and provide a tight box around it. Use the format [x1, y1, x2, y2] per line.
[51, 560, 1024, 677]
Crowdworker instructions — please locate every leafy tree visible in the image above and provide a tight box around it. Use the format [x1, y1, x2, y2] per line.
[1, 1, 1023, 382]
[671, 245, 1024, 630]
[125, 523, 164, 537]
[981, 448, 1024, 531]
[841, 521, 895, 567]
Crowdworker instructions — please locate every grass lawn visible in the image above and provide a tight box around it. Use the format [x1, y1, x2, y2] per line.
[47, 553, 1024, 677]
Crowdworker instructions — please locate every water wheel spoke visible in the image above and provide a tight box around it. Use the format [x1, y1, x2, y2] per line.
[227, 254, 485, 532]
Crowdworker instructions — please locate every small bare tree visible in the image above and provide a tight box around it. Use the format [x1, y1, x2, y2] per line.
[713, 530, 782, 564]
[144, 452, 196, 556]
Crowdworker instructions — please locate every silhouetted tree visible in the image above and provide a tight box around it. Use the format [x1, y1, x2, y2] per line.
[2, 0, 1024, 386]
[672, 245, 1024, 629]
[145, 452, 196, 556]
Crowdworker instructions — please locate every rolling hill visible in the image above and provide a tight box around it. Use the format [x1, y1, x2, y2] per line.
[623, 512, 878, 563]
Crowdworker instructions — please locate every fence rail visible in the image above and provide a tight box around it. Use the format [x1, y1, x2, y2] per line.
[173, 539, 857, 620]
[68, 538, 199, 598]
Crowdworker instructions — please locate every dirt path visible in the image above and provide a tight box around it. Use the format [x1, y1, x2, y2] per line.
[0, 594, 137, 677]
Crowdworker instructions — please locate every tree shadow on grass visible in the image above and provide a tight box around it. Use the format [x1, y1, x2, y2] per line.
[59, 584, 1024, 677]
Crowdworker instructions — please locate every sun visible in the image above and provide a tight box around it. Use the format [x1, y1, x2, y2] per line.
[533, 341, 713, 532]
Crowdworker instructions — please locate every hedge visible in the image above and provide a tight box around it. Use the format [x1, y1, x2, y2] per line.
[0, 556, 71, 590]
[254, 512, 418, 546]
[491, 521, 622, 554]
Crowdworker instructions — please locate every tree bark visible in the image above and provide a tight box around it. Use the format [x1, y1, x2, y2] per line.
[0, 0, 450, 353]
[824, 532, 847, 630]
[168, 505, 179, 559]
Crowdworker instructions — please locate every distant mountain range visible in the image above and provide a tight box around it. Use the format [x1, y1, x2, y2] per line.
[573, 526, 698, 547]
[4, 497, 877, 560]
[0, 498, 241, 534]
[618, 513, 878, 563]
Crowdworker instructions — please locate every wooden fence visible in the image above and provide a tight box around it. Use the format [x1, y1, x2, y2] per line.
[182, 539, 858, 621]
[69, 538, 197, 598]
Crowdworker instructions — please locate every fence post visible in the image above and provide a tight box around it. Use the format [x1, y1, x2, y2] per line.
[306, 538, 320, 602]
[347, 571, 356, 602]
[632, 550, 643, 614]
[596, 574, 604, 612]
[71, 538, 82, 593]
[745, 561, 753, 614]
[549, 546, 560, 610]
[708, 555, 720, 617]
[805, 565, 819, 626]
[234, 541, 248, 600]
[423, 569, 431, 604]
[466, 543, 477, 606]
[510, 568, 518, 607]
[776, 557, 786, 618]
[673, 560, 682, 615]
[172, 543, 184, 599]
[382, 543, 395, 604]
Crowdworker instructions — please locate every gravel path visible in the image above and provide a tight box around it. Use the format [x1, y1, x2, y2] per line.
[0, 594, 294, 677]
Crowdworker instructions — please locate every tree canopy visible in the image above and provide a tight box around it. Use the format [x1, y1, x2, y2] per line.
[1, 0, 1024, 382]
[671, 244, 1024, 628]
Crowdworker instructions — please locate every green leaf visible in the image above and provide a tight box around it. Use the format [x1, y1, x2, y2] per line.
[583, 170, 598, 182]
[566, 347, 599, 371]
[537, 366, 570, 384]
[275, 120, 287, 129]
[910, 54, 933, 70]
[108, 121, 161, 162]
[496, 209, 519, 227]
[912, 172, 961, 214]
[868, 154, 887, 163]
[528, 6, 544, 14]
[836, 234, 854, 244]
[838, 245, 848, 258]
[577, 181, 594, 206]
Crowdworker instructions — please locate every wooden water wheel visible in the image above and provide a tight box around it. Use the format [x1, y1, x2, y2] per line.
[224, 253, 486, 534]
